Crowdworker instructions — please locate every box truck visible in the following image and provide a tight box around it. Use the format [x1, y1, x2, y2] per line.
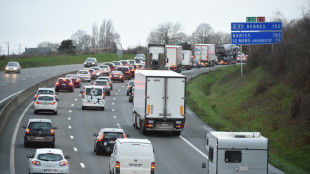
[145, 44, 166, 70]
[194, 44, 216, 67]
[166, 45, 183, 73]
[182, 50, 193, 70]
[132, 70, 186, 136]
[202, 131, 268, 174]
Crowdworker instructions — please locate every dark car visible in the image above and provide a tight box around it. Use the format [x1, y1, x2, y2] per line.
[128, 65, 135, 78]
[88, 69, 97, 79]
[129, 87, 134, 103]
[109, 71, 124, 82]
[55, 78, 74, 92]
[192, 60, 201, 68]
[23, 119, 57, 148]
[65, 74, 81, 88]
[104, 62, 116, 71]
[84, 57, 97, 68]
[93, 128, 128, 155]
[127, 80, 134, 96]
[116, 66, 131, 80]
[120, 60, 129, 66]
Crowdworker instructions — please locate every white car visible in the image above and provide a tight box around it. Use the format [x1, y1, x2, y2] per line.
[82, 86, 105, 110]
[27, 148, 70, 174]
[34, 88, 57, 100]
[77, 70, 91, 82]
[5, 61, 21, 73]
[34, 94, 59, 115]
[92, 67, 103, 76]
[100, 65, 111, 75]
[109, 139, 155, 174]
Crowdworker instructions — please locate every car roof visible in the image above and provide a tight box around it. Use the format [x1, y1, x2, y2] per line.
[35, 148, 63, 154]
[37, 94, 55, 97]
[117, 138, 151, 144]
[98, 76, 110, 79]
[28, 118, 52, 123]
[84, 85, 103, 89]
[38, 88, 54, 91]
[111, 71, 123, 73]
[101, 128, 125, 133]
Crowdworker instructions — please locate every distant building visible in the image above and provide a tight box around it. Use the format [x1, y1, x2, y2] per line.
[23, 47, 57, 55]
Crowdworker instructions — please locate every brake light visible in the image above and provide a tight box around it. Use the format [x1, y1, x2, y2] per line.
[56, 82, 60, 86]
[119, 75, 123, 78]
[176, 124, 185, 129]
[109, 82, 112, 84]
[98, 133, 104, 142]
[35, 101, 41, 104]
[35, 94, 38, 99]
[116, 161, 120, 168]
[151, 162, 155, 170]
[107, 84, 110, 87]
[109, 75, 112, 78]
[51, 129, 55, 135]
[145, 123, 153, 128]
[59, 161, 68, 166]
[25, 128, 30, 135]
[126, 71, 129, 74]
[51, 102, 57, 105]
[83, 91, 85, 98]
[123, 133, 126, 138]
[103, 93, 106, 98]
[32, 160, 41, 166]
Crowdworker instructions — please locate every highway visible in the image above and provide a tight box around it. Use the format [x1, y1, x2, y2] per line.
[0, 65, 285, 174]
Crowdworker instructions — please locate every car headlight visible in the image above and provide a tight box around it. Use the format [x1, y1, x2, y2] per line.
[13, 67, 17, 70]
[84, 62, 86, 64]
[92, 62, 95, 64]
[104, 142, 107, 146]
[5, 67, 9, 70]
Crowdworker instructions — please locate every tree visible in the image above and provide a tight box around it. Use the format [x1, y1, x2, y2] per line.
[37, 41, 59, 50]
[191, 23, 214, 44]
[91, 23, 99, 48]
[147, 22, 185, 45]
[97, 19, 120, 51]
[71, 30, 92, 53]
[58, 40, 75, 54]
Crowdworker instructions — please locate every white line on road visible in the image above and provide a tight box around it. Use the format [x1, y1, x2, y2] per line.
[113, 115, 116, 119]
[0, 90, 24, 104]
[70, 135, 74, 139]
[75, 98, 78, 101]
[115, 93, 118, 95]
[79, 94, 81, 97]
[112, 103, 114, 105]
[71, 104, 74, 107]
[68, 125, 71, 129]
[112, 109, 115, 112]
[118, 89, 121, 91]
[80, 163, 85, 168]
[180, 136, 208, 160]
[117, 123, 121, 128]
[74, 147, 78, 151]
[22, 79, 26, 80]
[113, 97, 116, 100]
[10, 101, 33, 174]
[69, 110, 72, 113]
[68, 117, 71, 120]
[1, 84, 5, 86]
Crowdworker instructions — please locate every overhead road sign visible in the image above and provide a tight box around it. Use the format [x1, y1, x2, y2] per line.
[231, 32, 282, 45]
[231, 22, 282, 31]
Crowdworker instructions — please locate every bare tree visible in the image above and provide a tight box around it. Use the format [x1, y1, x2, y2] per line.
[92, 23, 99, 48]
[71, 30, 92, 53]
[147, 22, 183, 45]
[191, 23, 214, 44]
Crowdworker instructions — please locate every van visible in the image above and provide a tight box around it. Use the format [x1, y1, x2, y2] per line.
[82, 86, 105, 110]
[109, 139, 155, 174]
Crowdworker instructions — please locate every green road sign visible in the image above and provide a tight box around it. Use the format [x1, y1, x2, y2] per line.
[246, 17, 256, 22]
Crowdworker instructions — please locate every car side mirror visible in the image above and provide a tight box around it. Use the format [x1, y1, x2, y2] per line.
[202, 163, 206, 168]
[27, 155, 33, 158]
[53, 127, 58, 129]
[65, 155, 70, 159]
[22, 125, 26, 129]
[80, 91, 83, 94]
[93, 133, 98, 137]
[126, 134, 130, 138]
[55, 92, 59, 95]
[153, 149, 155, 153]
[56, 98, 60, 102]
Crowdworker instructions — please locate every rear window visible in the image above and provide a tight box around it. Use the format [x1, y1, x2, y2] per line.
[28, 122, 52, 130]
[37, 153, 63, 161]
[38, 96, 54, 101]
[78, 70, 88, 74]
[117, 67, 129, 72]
[225, 151, 242, 163]
[85, 88, 103, 96]
[104, 132, 124, 139]
[95, 81, 108, 85]
[58, 79, 71, 83]
[118, 144, 153, 157]
[113, 62, 120, 65]
[38, 90, 54, 95]
[92, 68, 100, 71]
[65, 74, 78, 79]
[86, 58, 96, 62]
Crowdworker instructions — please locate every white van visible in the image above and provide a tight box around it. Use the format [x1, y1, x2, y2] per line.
[82, 86, 105, 110]
[109, 139, 155, 174]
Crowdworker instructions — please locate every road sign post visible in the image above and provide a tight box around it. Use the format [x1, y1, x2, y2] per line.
[117, 50, 123, 60]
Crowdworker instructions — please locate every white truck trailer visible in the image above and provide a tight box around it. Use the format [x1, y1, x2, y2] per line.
[166, 45, 183, 73]
[194, 44, 216, 67]
[132, 70, 186, 136]
[203, 131, 268, 174]
[146, 44, 166, 70]
[182, 50, 193, 70]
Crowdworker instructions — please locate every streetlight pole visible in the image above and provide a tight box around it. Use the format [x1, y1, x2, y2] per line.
[7, 42, 10, 55]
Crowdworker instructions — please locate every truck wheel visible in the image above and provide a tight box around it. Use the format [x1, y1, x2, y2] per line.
[173, 131, 181, 136]
[82, 106, 85, 110]
[102, 107, 105, 111]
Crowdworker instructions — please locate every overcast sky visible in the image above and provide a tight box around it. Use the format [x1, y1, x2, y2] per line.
[0, 0, 308, 55]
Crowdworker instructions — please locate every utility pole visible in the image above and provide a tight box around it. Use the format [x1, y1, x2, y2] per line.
[19, 44, 21, 55]
[7, 42, 9, 55]
[0, 46, 2, 55]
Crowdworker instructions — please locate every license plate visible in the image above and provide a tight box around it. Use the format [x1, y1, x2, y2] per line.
[109, 141, 115, 143]
[34, 137, 44, 140]
[113, 75, 118, 77]
[61, 84, 67, 86]
[161, 123, 169, 127]
[129, 164, 142, 167]
[44, 169, 57, 172]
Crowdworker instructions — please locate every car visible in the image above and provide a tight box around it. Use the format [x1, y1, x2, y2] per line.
[88, 68, 97, 79]
[100, 65, 111, 75]
[93, 80, 111, 96]
[65, 74, 81, 88]
[192, 59, 201, 68]
[126, 80, 134, 96]
[134, 54, 146, 60]
[91, 67, 103, 77]
[120, 60, 129, 66]
[23, 119, 57, 147]
[27, 148, 70, 174]
[112, 61, 121, 68]
[103, 62, 116, 71]
[128, 65, 135, 78]
[55, 78, 74, 92]
[116, 66, 131, 80]
[34, 95, 59, 115]
[84, 57, 97, 68]
[134, 58, 142, 64]
[109, 139, 155, 174]
[109, 71, 124, 82]
[82, 86, 105, 110]
[127, 59, 136, 65]
[5, 61, 21, 73]
[129, 87, 134, 103]
[237, 53, 247, 63]
[98, 76, 113, 90]
[34, 88, 57, 100]
[77, 69, 91, 82]
[93, 128, 128, 155]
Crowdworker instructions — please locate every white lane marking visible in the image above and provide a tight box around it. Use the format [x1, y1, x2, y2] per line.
[71, 104, 74, 106]
[1, 84, 5, 86]
[68, 125, 72, 129]
[75, 98, 78, 101]
[112, 109, 115, 112]
[117, 123, 121, 128]
[22, 79, 26, 80]
[79, 94, 81, 96]
[113, 115, 116, 119]
[70, 135, 74, 139]
[123, 86, 125, 88]
[68, 117, 71, 120]
[115, 93, 118, 95]
[113, 97, 116, 100]
[112, 103, 114, 105]
[74, 147, 78, 151]
[80, 163, 85, 168]
[180, 136, 208, 159]
[118, 89, 121, 91]
[10, 101, 33, 174]
[0, 90, 24, 104]
[69, 110, 72, 113]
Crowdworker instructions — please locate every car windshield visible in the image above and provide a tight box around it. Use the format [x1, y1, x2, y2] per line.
[95, 81, 108, 85]
[7, 62, 18, 66]
[28, 122, 52, 130]
[38, 96, 54, 101]
[136, 54, 144, 58]
[58, 79, 70, 83]
[93, 68, 100, 70]
[113, 62, 120, 65]
[118, 144, 153, 157]
[86, 58, 95, 62]
[65, 74, 78, 79]
[37, 153, 63, 161]
[135, 59, 141, 63]
[85, 88, 102, 96]
[38, 90, 54, 95]
[104, 132, 124, 139]
[78, 70, 88, 74]
[129, 81, 134, 86]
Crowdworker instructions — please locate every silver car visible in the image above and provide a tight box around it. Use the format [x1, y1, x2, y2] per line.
[34, 95, 59, 115]
[93, 80, 111, 95]
[5, 61, 21, 73]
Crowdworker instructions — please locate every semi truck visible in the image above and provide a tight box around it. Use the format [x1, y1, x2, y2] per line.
[182, 50, 193, 70]
[132, 70, 186, 136]
[145, 44, 166, 70]
[216, 44, 239, 65]
[194, 44, 216, 67]
[202, 131, 268, 174]
[166, 45, 183, 73]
